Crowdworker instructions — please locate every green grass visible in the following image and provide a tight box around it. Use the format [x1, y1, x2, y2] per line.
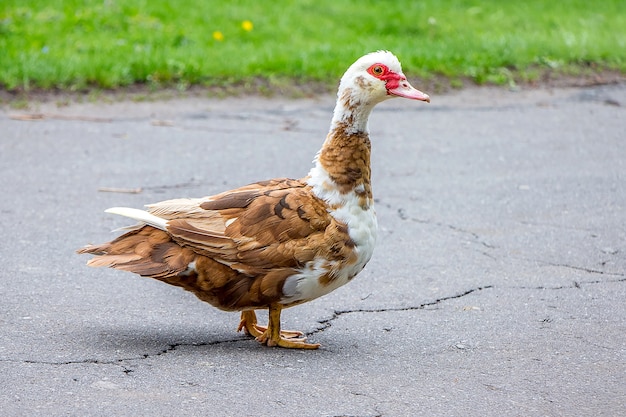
[1, 0, 625, 91]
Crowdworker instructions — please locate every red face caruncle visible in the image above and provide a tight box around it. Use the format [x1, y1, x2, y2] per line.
[366, 63, 404, 90]
[366, 62, 430, 102]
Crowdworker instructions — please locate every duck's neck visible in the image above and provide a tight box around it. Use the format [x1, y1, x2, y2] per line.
[329, 86, 377, 134]
[307, 87, 374, 206]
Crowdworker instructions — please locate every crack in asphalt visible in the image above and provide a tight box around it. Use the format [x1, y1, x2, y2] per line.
[534, 260, 625, 277]
[2, 337, 246, 372]
[308, 286, 494, 337]
[395, 205, 624, 279]
[396, 207, 496, 249]
[5, 276, 624, 370]
[2, 286, 492, 370]
[100, 177, 216, 195]
[510, 276, 626, 290]
[394, 207, 625, 280]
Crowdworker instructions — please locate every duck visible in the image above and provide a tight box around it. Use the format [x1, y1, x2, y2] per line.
[77, 51, 430, 349]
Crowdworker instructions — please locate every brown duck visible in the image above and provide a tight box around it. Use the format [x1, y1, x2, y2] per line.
[78, 51, 430, 349]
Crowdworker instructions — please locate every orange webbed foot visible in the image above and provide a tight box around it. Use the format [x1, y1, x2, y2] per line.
[238, 307, 320, 350]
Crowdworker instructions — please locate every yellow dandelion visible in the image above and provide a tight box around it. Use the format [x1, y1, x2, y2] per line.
[241, 20, 253, 32]
[212, 31, 224, 41]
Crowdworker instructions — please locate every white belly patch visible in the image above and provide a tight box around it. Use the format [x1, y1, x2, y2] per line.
[281, 172, 378, 304]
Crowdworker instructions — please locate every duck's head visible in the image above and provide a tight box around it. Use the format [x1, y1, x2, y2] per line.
[338, 50, 430, 105]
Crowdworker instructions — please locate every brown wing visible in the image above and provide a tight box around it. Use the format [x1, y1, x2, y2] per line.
[148, 179, 334, 275]
[79, 178, 358, 311]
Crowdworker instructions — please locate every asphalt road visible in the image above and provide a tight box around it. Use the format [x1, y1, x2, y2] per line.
[1, 83, 625, 416]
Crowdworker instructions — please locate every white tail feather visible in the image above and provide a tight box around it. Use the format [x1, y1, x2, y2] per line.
[105, 207, 168, 231]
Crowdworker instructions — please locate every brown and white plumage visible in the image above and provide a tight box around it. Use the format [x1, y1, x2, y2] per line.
[78, 51, 430, 349]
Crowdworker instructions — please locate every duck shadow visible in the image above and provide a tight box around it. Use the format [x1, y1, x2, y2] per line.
[71, 322, 253, 361]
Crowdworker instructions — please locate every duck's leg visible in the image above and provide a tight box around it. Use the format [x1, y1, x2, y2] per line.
[255, 304, 320, 349]
[237, 310, 264, 338]
[237, 309, 305, 339]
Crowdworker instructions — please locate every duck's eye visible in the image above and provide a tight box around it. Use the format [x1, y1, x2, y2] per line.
[367, 64, 388, 78]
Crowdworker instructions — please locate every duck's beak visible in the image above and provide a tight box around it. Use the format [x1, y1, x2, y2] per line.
[387, 78, 430, 102]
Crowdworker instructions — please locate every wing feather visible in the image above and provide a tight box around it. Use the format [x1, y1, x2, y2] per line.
[145, 179, 335, 274]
